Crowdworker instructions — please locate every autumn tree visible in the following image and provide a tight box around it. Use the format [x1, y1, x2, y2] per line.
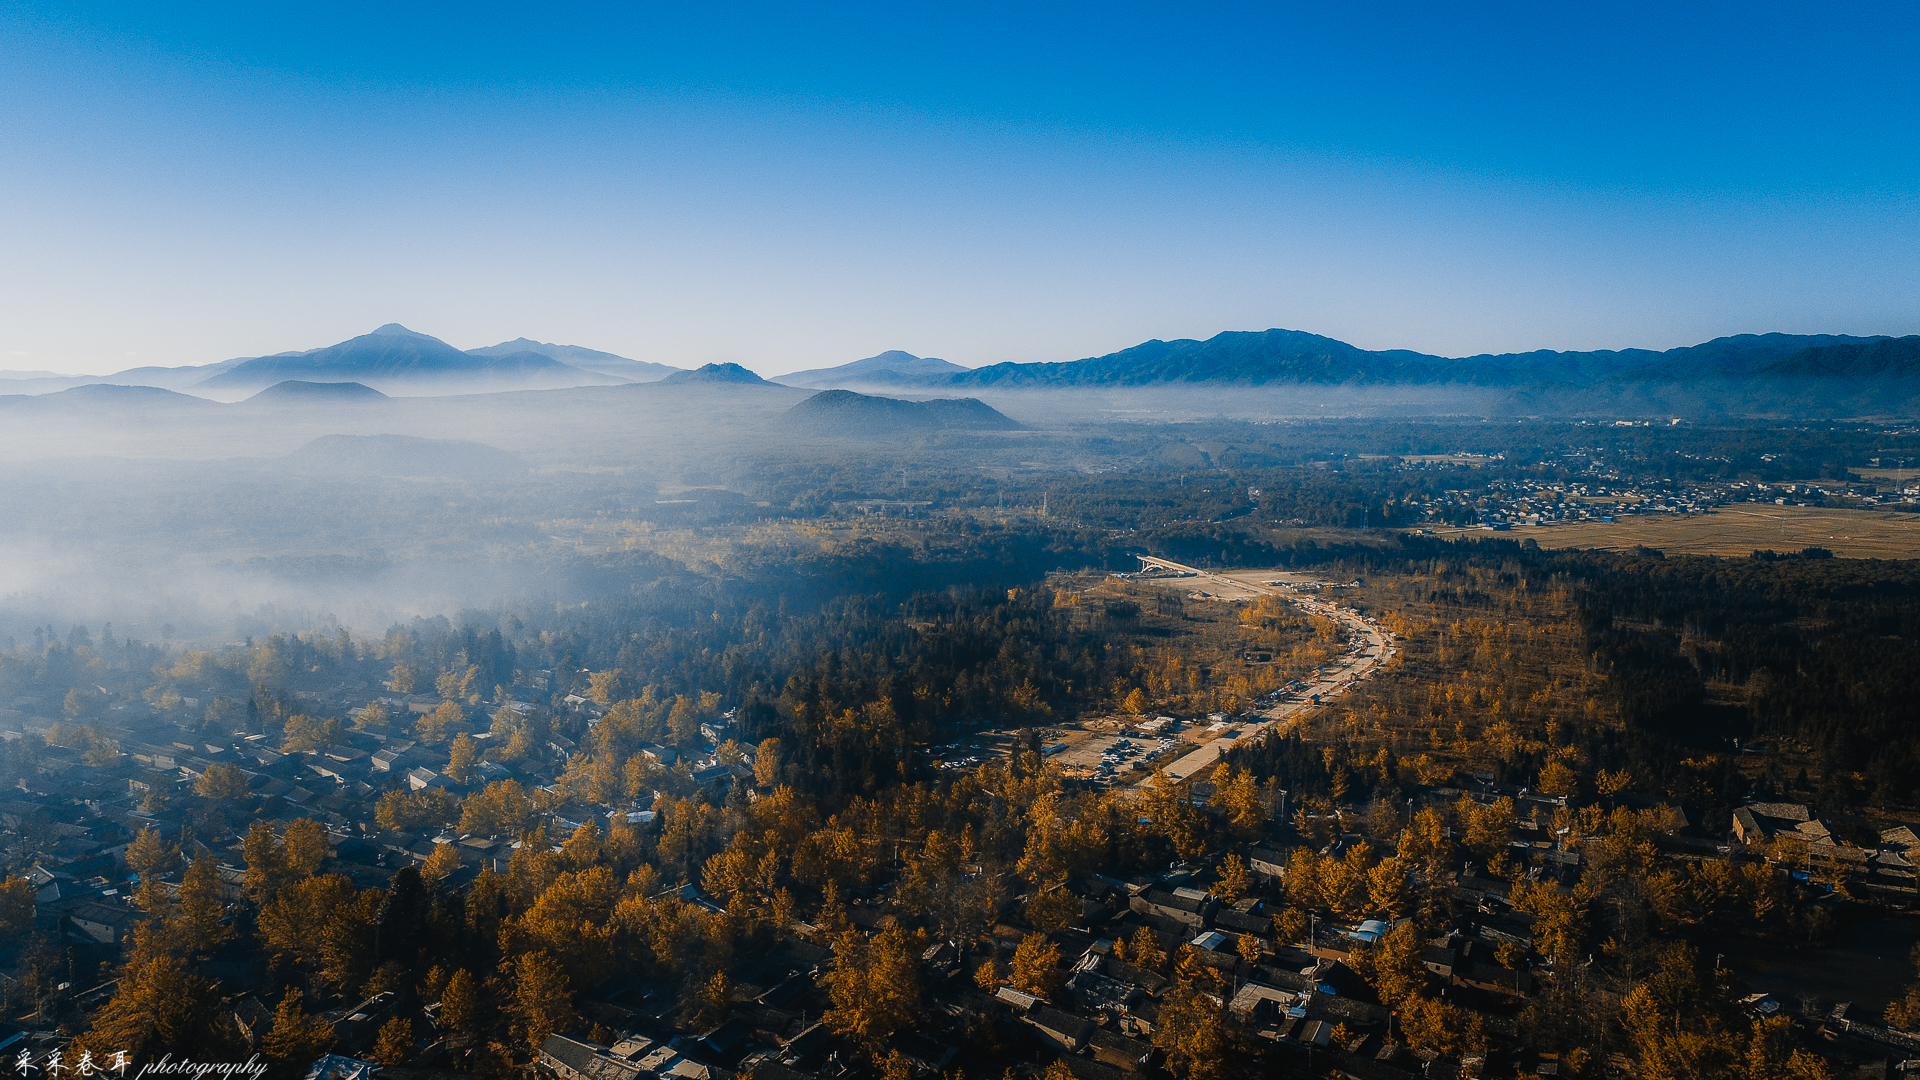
[1117, 925, 1166, 973]
[354, 700, 391, 732]
[1154, 950, 1228, 1080]
[127, 826, 179, 883]
[1213, 855, 1250, 904]
[509, 950, 577, 1048]
[373, 1017, 415, 1065]
[1011, 933, 1063, 997]
[387, 663, 419, 694]
[282, 714, 344, 753]
[1208, 766, 1265, 838]
[460, 779, 535, 835]
[71, 955, 224, 1066]
[973, 957, 1001, 990]
[1396, 806, 1453, 878]
[0, 876, 33, 937]
[423, 842, 463, 882]
[258, 874, 358, 970]
[416, 700, 463, 746]
[446, 733, 479, 784]
[193, 762, 250, 800]
[753, 738, 783, 786]
[375, 787, 458, 831]
[263, 988, 334, 1068]
[1025, 886, 1080, 934]
[824, 924, 924, 1047]
[440, 968, 482, 1035]
[175, 858, 231, 954]
[242, 820, 288, 906]
[1142, 768, 1209, 861]
[283, 818, 333, 878]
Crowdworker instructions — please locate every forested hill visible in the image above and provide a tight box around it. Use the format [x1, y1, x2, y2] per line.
[1763, 335, 1920, 378]
[929, 329, 1894, 388]
[780, 389, 1021, 436]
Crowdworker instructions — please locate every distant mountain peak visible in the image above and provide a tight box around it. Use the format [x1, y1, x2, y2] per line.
[466, 337, 682, 382]
[661, 362, 772, 386]
[776, 350, 971, 388]
[371, 323, 435, 338]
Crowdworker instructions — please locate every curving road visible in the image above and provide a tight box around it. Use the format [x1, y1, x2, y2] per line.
[1124, 557, 1396, 790]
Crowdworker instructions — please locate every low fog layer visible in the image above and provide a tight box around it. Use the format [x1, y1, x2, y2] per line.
[8, 322, 1920, 646]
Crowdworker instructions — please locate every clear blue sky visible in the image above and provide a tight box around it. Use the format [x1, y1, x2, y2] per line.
[3, 1, 1916, 375]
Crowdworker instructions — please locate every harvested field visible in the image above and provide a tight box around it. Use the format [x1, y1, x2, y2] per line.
[1427, 504, 1920, 559]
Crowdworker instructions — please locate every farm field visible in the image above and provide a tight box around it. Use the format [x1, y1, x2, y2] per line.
[1428, 503, 1920, 559]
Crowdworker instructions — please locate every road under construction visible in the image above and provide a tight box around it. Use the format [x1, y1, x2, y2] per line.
[1120, 555, 1398, 790]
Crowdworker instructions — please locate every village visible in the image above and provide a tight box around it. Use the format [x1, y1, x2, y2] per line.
[4, 648, 1920, 1080]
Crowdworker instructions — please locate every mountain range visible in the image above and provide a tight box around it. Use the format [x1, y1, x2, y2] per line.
[878, 329, 1912, 389]
[6, 325, 1920, 414]
[0, 324, 685, 400]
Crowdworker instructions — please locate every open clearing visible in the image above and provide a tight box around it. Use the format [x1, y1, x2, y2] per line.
[1121, 559, 1396, 786]
[1427, 504, 1920, 559]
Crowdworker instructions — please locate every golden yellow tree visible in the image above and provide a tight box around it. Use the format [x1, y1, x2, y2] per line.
[1011, 933, 1063, 997]
[510, 950, 577, 1048]
[824, 925, 924, 1046]
[1213, 854, 1250, 904]
[283, 818, 333, 878]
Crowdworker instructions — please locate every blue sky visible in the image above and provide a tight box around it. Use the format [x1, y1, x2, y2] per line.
[2, 1, 1916, 375]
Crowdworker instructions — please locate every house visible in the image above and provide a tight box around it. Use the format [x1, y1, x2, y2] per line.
[1089, 1027, 1155, 1071]
[1105, 959, 1168, 995]
[1067, 969, 1140, 1015]
[370, 741, 419, 773]
[1420, 939, 1461, 978]
[231, 996, 274, 1049]
[304, 1056, 379, 1080]
[1228, 982, 1298, 1023]
[1247, 847, 1288, 883]
[405, 767, 450, 791]
[330, 992, 399, 1050]
[1456, 962, 1531, 996]
[636, 744, 678, 767]
[537, 1034, 647, 1080]
[1023, 1006, 1095, 1051]
[1132, 886, 1216, 928]
[1732, 802, 1824, 846]
[61, 901, 139, 946]
[995, 986, 1042, 1010]
[1212, 906, 1270, 935]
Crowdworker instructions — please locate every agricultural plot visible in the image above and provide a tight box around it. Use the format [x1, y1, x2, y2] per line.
[1428, 504, 1920, 559]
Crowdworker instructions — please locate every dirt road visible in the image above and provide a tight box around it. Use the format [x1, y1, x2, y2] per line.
[1124, 558, 1396, 789]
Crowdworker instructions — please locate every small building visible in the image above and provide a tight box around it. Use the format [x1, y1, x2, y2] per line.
[1089, 1027, 1155, 1071]
[304, 1056, 379, 1080]
[1227, 982, 1296, 1023]
[995, 986, 1041, 1011]
[1132, 886, 1216, 928]
[61, 901, 139, 946]
[537, 1034, 647, 1080]
[637, 744, 678, 767]
[405, 767, 449, 791]
[1023, 1006, 1095, 1051]
[1732, 802, 1818, 845]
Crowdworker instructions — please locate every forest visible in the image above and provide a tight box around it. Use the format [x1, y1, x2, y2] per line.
[1, 514, 1918, 1079]
[4, 410, 1920, 1079]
